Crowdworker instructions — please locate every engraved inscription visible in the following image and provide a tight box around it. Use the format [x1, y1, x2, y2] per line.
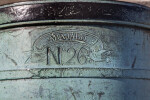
[31, 28, 117, 66]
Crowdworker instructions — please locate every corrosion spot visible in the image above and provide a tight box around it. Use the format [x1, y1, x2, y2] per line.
[87, 92, 94, 95]
[88, 80, 92, 87]
[97, 92, 105, 100]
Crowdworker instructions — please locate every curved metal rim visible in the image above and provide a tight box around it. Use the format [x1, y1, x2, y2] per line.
[0, 0, 149, 9]
[0, 20, 150, 30]
[0, 1, 149, 29]
[0, 68, 150, 81]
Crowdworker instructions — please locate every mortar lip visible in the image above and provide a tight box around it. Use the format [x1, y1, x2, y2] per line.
[0, 1, 149, 29]
[0, 0, 149, 9]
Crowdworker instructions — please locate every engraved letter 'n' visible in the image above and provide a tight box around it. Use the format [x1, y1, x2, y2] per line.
[47, 47, 61, 65]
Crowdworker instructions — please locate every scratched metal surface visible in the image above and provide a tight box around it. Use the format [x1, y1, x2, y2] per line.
[0, 0, 150, 100]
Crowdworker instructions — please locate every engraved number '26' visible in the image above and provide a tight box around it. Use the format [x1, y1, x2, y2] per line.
[47, 47, 89, 65]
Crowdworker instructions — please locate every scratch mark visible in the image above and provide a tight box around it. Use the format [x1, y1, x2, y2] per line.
[47, 47, 50, 65]
[9, 33, 22, 37]
[4, 53, 17, 66]
[131, 56, 136, 68]
[8, 29, 24, 37]
[75, 40, 85, 43]
[58, 6, 66, 14]
[58, 47, 61, 64]
[69, 87, 76, 100]
[25, 56, 31, 64]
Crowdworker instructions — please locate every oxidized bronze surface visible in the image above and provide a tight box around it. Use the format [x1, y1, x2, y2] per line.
[0, 0, 150, 100]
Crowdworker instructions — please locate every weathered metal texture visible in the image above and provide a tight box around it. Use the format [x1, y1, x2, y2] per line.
[0, 0, 150, 100]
